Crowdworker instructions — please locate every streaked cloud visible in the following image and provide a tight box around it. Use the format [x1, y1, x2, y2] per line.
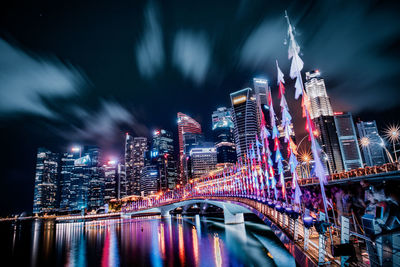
[240, 19, 285, 69]
[64, 100, 148, 144]
[0, 39, 85, 118]
[173, 31, 211, 85]
[135, 1, 164, 78]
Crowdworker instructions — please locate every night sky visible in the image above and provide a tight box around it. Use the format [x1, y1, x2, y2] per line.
[1, 0, 399, 216]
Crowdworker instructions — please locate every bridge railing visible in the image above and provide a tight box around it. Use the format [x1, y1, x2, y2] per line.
[297, 162, 400, 186]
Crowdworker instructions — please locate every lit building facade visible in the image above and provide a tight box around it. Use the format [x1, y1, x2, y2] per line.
[177, 112, 202, 183]
[103, 161, 118, 202]
[33, 148, 59, 214]
[130, 137, 148, 196]
[124, 134, 134, 195]
[59, 148, 82, 210]
[356, 120, 386, 167]
[313, 116, 344, 174]
[230, 88, 258, 159]
[305, 70, 334, 120]
[212, 107, 236, 163]
[59, 146, 105, 211]
[190, 147, 217, 179]
[140, 165, 160, 196]
[334, 112, 363, 171]
[151, 129, 178, 190]
[305, 70, 343, 174]
[86, 146, 105, 211]
[253, 78, 269, 131]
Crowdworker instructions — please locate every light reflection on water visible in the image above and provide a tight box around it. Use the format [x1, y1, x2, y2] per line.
[0, 215, 294, 267]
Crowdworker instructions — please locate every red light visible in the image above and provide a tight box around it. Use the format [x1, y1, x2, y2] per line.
[334, 112, 343, 115]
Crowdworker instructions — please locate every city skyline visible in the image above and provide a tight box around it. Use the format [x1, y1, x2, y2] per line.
[1, 0, 400, 217]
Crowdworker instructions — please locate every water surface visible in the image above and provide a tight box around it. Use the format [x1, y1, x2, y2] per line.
[0, 215, 294, 266]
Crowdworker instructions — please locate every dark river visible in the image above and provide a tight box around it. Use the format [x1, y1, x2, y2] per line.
[0, 215, 295, 267]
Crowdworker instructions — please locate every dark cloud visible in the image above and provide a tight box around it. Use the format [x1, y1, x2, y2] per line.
[172, 31, 211, 85]
[135, 1, 164, 78]
[57, 100, 149, 148]
[0, 39, 86, 118]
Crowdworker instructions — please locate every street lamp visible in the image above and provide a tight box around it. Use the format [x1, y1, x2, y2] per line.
[384, 124, 400, 162]
[299, 149, 312, 178]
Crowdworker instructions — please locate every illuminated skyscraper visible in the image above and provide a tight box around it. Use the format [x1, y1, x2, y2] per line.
[190, 147, 217, 179]
[356, 120, 386, 166]
[103, 160, 118, 202]
[212, 107, 236, 163]
[305, 70, 334, 120]
[33, 148, 59, 214]
[59, 147, 82, 210]
[140, 165, 160, 196]
[86, 146, 105, 211]
[230, 88, 258, 159]
[151, 129, 178, 190]
[334, 112, 363, 171]
[124, 134, 134, 194]
[305, 70, 343, 174]
[177, 112, 202, 183]
[253, 78, 270, 131]
[131, 137, 148, 196]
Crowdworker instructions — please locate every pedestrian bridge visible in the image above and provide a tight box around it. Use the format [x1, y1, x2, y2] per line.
[125, 198, 253, 224]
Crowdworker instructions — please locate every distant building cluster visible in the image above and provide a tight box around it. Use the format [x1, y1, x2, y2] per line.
[33, 71, 389, 214]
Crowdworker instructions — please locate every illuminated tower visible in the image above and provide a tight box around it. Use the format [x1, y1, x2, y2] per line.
[177, 112, 202, 184]
[356, 120, 386, 166]
[33, 148, 59, 214]
[253, 78, 270, 132]
[334, 112, 363, 170]
[151, 129, 177, 190]
[304, 70, 334, 119]
[212, 107, 236, 163]
[305, 70, 343, 174]
[230, 88, 258, 159]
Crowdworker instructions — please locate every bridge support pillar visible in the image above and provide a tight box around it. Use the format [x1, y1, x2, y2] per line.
[160, 208, 171, 219]
[224, 210, 244, 224]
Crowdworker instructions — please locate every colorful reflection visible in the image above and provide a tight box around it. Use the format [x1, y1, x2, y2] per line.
[213, 234, 222, 267]
[2, 216, 294, 266]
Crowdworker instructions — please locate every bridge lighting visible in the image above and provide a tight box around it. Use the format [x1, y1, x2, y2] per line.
[384, 124, 400, 143]
[360, 137, 370, 147]
[384, 124, 400, 161]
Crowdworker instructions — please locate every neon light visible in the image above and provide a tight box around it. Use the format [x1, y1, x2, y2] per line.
[232, 96, 247, 105]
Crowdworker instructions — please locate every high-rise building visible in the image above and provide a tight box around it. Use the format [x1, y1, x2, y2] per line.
[124, 133, 134, 194]
[305, 70, 343, 174]
[253, 78, 269, 131]
[151, 129, 178, 190]
[59, 146, 105, 211]
[356, 120, 386, 167]
[230, 88, 258, 159]
[334, 112, 363, 171]
[313, 116, 344, 174]
[103, 161, 118, 202]
[305, 70, 334, 120]
[33, 148, 59, 214]
[190, 147, 217, 179]
[126, 137, 148, 196]
[177, 112, 202, 183]
[59, 147, 82, 210]
[212, 107, 236, 163]
[117, 163, 128, 199]
[86, 146, 105, 211]
[140, 165, 160, 196]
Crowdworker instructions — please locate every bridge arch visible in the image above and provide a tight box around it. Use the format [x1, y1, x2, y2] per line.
[127, 198, 253, 224]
